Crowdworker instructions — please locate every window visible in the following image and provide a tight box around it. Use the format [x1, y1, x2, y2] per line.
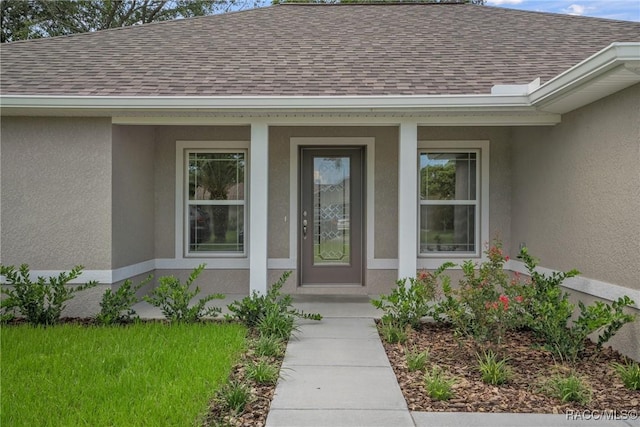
[186, 151, 246, 255]
[419, 150, 479, 255]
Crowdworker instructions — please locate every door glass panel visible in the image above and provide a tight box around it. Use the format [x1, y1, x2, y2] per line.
[313, 156, 350, 265]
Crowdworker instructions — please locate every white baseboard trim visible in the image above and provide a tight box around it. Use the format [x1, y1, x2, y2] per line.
[6, 258, 638, 310]
[507, 260, 640, 310]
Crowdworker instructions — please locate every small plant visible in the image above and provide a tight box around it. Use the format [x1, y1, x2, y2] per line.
[143, 264, 223, 323]
[245, 360, 279, 385]
[541, 372, 592, 404]
[372, 262, 453, 329]
[477, 350, 511, 385]
[1, 264, 97, 325]
[256, 304, 296, 340]
[612, 360, 640, 390]
[227, 271, 322, 328]
[379, 319, 408, 344]
[253, 334, 286, 358]
[95, 275, 152, 325]
[424, 365, 455, 401]
[405, 346, 430, 372]
[216, 380, 252, 414]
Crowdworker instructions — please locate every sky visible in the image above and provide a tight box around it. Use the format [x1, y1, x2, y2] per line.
[485, 0, 640, 22]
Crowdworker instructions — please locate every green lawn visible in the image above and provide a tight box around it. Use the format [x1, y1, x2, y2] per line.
[1, 322, 246, 426]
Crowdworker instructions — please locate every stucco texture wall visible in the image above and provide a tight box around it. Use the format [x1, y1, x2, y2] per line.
[418, 126, 513, 255]
[112, 125, 156, 268]
[1, 117, 112, 269]
[511, 84, 640, 291]
[153, 126, 250, 259]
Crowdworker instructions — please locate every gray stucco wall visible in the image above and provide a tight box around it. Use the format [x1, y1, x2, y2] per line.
[511, 84, 640, 291]
[153, 125, 250, 259]
[418, 126, 513, 255]
[112, 125, 156, 268]
[1, 116, 113, 269]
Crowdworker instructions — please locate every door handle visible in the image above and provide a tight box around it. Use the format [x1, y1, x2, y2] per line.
[302, 219, 308, 239]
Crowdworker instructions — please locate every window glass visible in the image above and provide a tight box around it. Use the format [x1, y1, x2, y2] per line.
[419, 151, 478, 255]
[186, 151, 245, 254]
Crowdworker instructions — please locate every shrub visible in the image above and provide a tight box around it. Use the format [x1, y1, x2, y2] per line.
[95, 276, 152, 325]
[372, 262, 453, 329]
[424, 365, 455, 401]
[0, 264, 97, 325]
[518, 248, 636, 362]
[432, 241, 516, 346]
[245, 360, 279, 385]
[143, 264, 223, 323]
[541, 372, 592, 404]
[612, 360, 640, 390]
[227, 271, 322, 328]
[477, 350, 511, 385]
[406, 346, 430, 372]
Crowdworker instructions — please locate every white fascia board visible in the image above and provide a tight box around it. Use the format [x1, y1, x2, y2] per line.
[529, 43, 640, 109]
[0, 93, 531, 112]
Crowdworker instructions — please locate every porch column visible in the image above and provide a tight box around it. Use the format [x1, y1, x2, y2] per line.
[398, 122, 418, 279]
[250, 123, 269, 294]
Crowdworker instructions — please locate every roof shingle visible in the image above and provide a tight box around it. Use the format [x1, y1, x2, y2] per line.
[1, 3, 639, 96]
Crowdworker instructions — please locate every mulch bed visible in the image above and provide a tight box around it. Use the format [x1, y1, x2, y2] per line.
[380, 321, 639, 414]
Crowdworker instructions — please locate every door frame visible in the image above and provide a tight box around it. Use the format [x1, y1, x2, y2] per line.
[298, 146, 365, 286]
[288, 137, 375, 286]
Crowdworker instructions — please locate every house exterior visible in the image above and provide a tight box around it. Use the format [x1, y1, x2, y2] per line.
[1, 3, 639, 357]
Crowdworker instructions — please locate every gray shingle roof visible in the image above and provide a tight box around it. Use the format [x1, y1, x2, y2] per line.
[1, 3, 639, 96]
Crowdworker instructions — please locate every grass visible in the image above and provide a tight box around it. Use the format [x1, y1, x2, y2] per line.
[541, 371, 592, 404]
[1, 322, 246, 426]
[477, 350, 512, 385]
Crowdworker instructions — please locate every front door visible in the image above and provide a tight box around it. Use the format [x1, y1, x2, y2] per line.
[300, 147, 364, 286]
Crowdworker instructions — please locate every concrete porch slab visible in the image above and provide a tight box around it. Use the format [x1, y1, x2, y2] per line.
[266, 409, 414, 427]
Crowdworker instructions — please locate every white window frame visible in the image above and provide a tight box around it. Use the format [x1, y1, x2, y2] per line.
[417, 140, 489, 261]
[175, 141, 249, 262]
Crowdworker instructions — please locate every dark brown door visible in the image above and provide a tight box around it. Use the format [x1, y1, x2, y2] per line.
[300, 147, 364, 286]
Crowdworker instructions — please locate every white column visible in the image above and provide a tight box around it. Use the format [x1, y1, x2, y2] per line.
[398, 122, 418, 280]
[250, 123, 269, 294]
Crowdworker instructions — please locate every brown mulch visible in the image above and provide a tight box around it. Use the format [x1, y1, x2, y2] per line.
[203, 330, 284, 427]
[380, 321, 639, 414]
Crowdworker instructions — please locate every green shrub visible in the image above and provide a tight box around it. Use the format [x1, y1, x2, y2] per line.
[227, 271, 321, 328]
[406, 346, 430, 372]
[477, 350, 511, 385]
[541, 372, 592, 404]
[432, 241, 515, 346]
[95, 276, 152, 325]
[613, 360, 640, 390]
[143, 264, 223, 323]
[424, 365, 455, 401]
[0, 264, 97, 325]
[245, 360, 279, 385]
[518, 248, 636, 362]
[372, 262, 453, 329]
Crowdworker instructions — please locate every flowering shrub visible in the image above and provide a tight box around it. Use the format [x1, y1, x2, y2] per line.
[432, 240, 517, 346]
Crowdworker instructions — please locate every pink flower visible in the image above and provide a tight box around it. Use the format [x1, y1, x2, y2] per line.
[499, 295, 509, 310]
[515, 295, 524, 303]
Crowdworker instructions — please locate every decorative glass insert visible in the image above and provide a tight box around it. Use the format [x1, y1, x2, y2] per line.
[186, 152, 245, 254]
[419, 151, 478, 254]
[313, 156, 351, 265]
